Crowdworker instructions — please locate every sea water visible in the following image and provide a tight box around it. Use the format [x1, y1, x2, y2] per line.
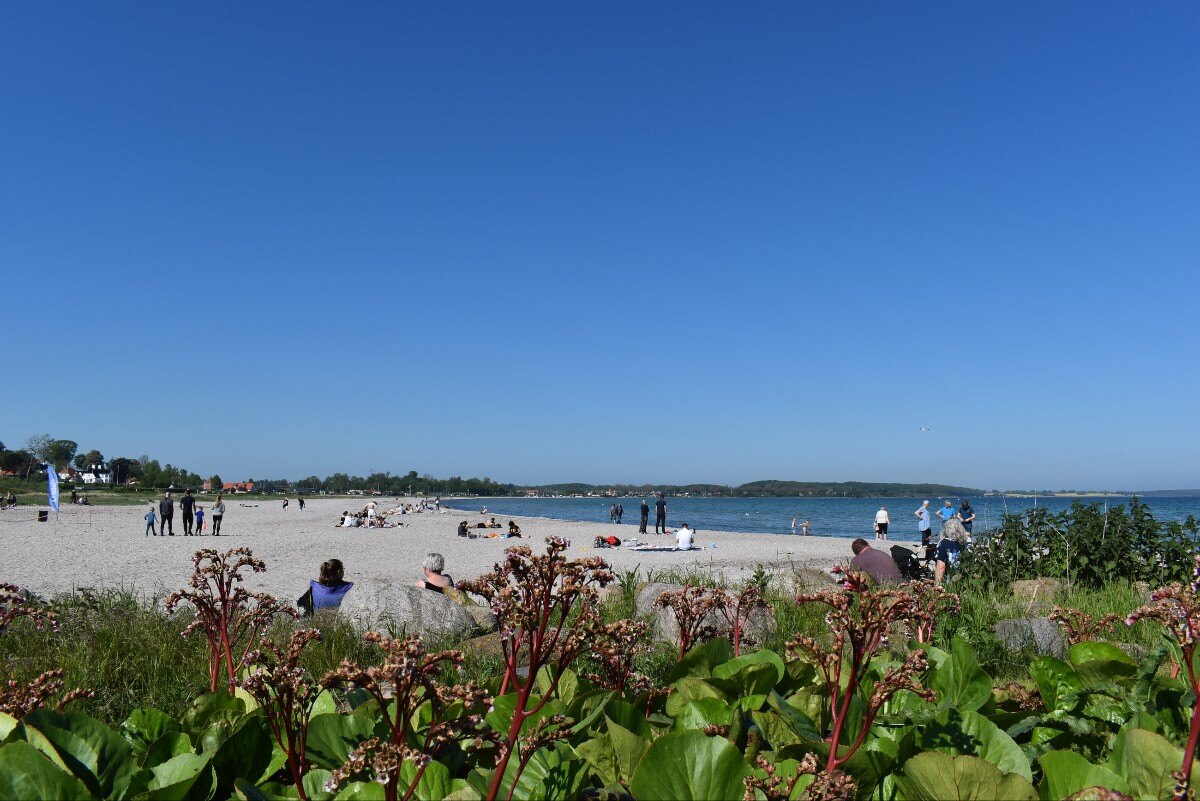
[443, 495, 1200, 542]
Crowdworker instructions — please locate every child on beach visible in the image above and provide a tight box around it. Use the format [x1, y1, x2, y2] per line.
[195, 504, 205, 534]
[144, 506, 156, 536]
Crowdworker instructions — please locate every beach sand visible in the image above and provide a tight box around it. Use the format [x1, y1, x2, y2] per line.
[0, 497, 853, 606]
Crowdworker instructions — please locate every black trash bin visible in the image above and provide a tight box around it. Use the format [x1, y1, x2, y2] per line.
[37, 510, 49, 522]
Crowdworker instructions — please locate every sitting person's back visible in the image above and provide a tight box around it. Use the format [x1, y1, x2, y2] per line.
[300, 559, 354, 615]
[849, 538, 902, 585]
[675, 524, 694, 550]
[507, 521, 521, 538]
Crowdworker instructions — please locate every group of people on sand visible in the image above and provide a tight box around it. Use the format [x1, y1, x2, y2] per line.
[847, 499, 976, 586]
[458, 519, 521, 538]
[144, 490, 225, 536]
[335, 500, 408, 529]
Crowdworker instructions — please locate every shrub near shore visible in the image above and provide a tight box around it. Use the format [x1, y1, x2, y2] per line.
[0, 538, 1196, 800]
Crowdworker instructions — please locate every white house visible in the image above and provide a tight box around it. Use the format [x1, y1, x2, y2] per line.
[81, 463, 114, 485]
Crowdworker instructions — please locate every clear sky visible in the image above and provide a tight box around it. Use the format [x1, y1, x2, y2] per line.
[2, 3, 1197, 490]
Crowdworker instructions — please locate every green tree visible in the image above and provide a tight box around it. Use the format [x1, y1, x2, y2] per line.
[45, 439, 78, 469]
[208, 474, 224, 492]
[73, 449, 105, 471]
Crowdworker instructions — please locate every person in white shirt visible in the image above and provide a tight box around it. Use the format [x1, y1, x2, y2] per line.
[875, 506, 890, 540]
[675, 523, 694, 551]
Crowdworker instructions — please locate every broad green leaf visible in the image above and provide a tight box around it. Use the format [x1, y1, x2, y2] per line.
[1108, 727, 1197, 801]
[630, 729, 751, 801]
[766, 690, 822, 742]
[122, 708, 183, 760]
[310, 690, 338, 719]
[301, 769, 334, 801]
[474, 741, 587, 801]
[210, 714, 274, 792]
[667, 637, 734, 682]
[335, 781, 386, 800]
[234, 778, 277, 800]
[896, 752, 1037, 801]
[183, 691, 248, 736]
[575, 737, 618, 786]
[139, 752, 215, 800]
[672, 699, 734, 731]
[710, 650, 785, 709]
[1037, 750, 1127, 800]
[920, 709, 1032, 781]
[21, 708, 138, 800]
[607, 719, 650, 786]
[930, 639, 993, 713]
[305, 712, 376, 771]
[398, 758, 453, 801]
[0, 711, 17, 742]
[143, 732, 195, 769]
[0, 741, 93, 800]
[712, 648, 786, 685]
[1029, 657, 1082, 716]
[665, 677, 728, 718]
[1068, 642, 1136, 667]
[603, 698, 653, 739]
[234, 687, 259, 712]
[752, 711, 804, 750]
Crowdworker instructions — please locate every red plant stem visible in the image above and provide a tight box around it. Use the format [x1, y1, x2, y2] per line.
[1181, 644, 1199, 790]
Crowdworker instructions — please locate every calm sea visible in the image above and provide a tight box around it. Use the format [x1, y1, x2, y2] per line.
[443, 495, 1200, 543]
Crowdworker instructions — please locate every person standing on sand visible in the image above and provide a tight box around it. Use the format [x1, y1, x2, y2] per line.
[212, 494, 225, 536]
[283, 496, 289, 511]
[609, 503, 617, 523]
[639, 499, 649, 534]
[655, 494, 667, 534]
[875, 506, 890, 540]
[802, 519, 811, 536]
[959, 500, 975, 538]
[298, 496, 306, 511]
[181, 489, 195, 536]
[936, 500, 956, 532]
[914, 501, 931, 548]
[159, 492, 175, 536]
[145, 505, 157, 536]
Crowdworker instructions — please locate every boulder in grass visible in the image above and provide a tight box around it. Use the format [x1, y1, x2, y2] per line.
[992, 617, 1066, 659]
[340, 581, 484, 639]
[634, 582, 776, 650]
[1010, 579, 1062, 604]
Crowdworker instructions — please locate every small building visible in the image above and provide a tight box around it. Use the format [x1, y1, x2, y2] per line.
[81, 464, 113, 485]
[222, 482, 255, 494]
[201, 480, 213, 492]
[57, 467, 83, 482]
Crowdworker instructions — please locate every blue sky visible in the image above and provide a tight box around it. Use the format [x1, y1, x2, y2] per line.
[2, 3, 1197, 490]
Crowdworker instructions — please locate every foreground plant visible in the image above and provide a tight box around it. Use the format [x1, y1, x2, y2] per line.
[242, 629, 323, 799]
[1050, 605, 1120, 646]
[899, 579, 960, 643]
[1126, 555, 1200, 796]
[458, 536, 613, 801]
[655, 584, 723, 659]
[0, 669, 93, 719]
[323, 633, 492, 801]
[790, 571, 933, 774]
[165, 547, 298, 693]
[585, 619, 652, 696]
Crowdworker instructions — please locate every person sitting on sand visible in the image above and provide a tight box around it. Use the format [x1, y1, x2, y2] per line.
[3, 491, 16, 509]
[298, 559, 354, 616]
[457, 520, 470, 538]
[849, 538, 902, 585]
[507, 520, 522, 538]
[675, 523, 694, 551]
[416, 553, 453, 594]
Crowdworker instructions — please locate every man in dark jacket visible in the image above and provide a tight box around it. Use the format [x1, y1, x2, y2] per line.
[159, 492, 175, 536]
[639, 499, 649, 534]
[180, 489, 195, 536]
[654, 494, 667, 534]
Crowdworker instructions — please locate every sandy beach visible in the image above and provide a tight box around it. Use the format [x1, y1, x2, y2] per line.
[0, 497, 851, 607]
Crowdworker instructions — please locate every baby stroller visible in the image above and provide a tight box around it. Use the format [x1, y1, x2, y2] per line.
[890, 545, 932, 581]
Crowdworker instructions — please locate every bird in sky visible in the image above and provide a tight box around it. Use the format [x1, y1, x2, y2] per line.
[918, 427, 931, 431]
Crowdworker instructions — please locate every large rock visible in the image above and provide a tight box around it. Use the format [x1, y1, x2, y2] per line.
[993, 617, 1066, 659]
[340, 582, 487, 640]
[1010, 579, 1062, 604]
[634, 582, 776, 650]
